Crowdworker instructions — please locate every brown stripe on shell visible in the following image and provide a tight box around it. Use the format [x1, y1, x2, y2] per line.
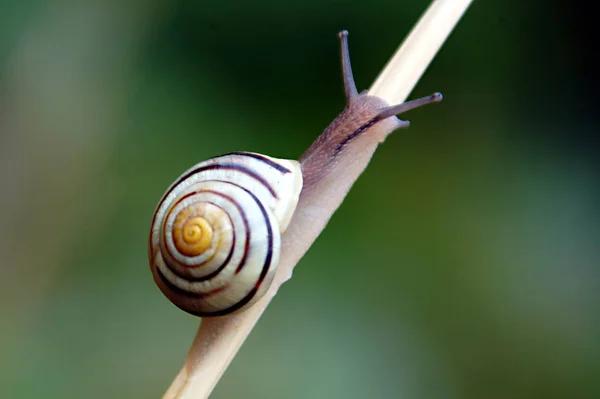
[155, 267, 230, 298]
[223, 152, 292, 174]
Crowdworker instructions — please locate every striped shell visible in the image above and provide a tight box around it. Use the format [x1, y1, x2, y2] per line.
[149, 152, 303, 317]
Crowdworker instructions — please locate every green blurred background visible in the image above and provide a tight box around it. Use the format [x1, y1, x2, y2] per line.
[1, 0, 598, 398]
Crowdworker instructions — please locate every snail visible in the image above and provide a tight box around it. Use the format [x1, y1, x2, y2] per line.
[149, 30, 442, 317]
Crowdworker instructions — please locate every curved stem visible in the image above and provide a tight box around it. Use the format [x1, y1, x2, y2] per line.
[162, 1, 473, 398]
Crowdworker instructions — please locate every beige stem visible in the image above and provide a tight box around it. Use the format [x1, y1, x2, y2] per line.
[163, 1, 473, 398]
[370, 0, 473, 104]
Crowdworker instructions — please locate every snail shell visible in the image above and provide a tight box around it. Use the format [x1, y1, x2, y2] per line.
[149, 152, 303, 316]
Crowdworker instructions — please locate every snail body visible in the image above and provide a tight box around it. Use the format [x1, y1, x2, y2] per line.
[149, 31, 442, 317]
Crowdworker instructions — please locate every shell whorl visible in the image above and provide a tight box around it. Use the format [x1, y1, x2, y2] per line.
[149, 152, 303, 316]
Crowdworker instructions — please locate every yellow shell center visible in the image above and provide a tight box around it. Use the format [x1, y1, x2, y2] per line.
[173, 214, 214, 257]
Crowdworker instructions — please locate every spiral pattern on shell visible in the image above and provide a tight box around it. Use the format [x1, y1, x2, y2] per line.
[149, 152, 303, 316]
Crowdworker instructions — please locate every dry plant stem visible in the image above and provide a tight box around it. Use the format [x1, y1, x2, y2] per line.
[163, 1, 473, 398]
[370, 0, 473, 104]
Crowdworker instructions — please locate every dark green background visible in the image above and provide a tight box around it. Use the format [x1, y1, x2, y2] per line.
[1, 1, 598, 398]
